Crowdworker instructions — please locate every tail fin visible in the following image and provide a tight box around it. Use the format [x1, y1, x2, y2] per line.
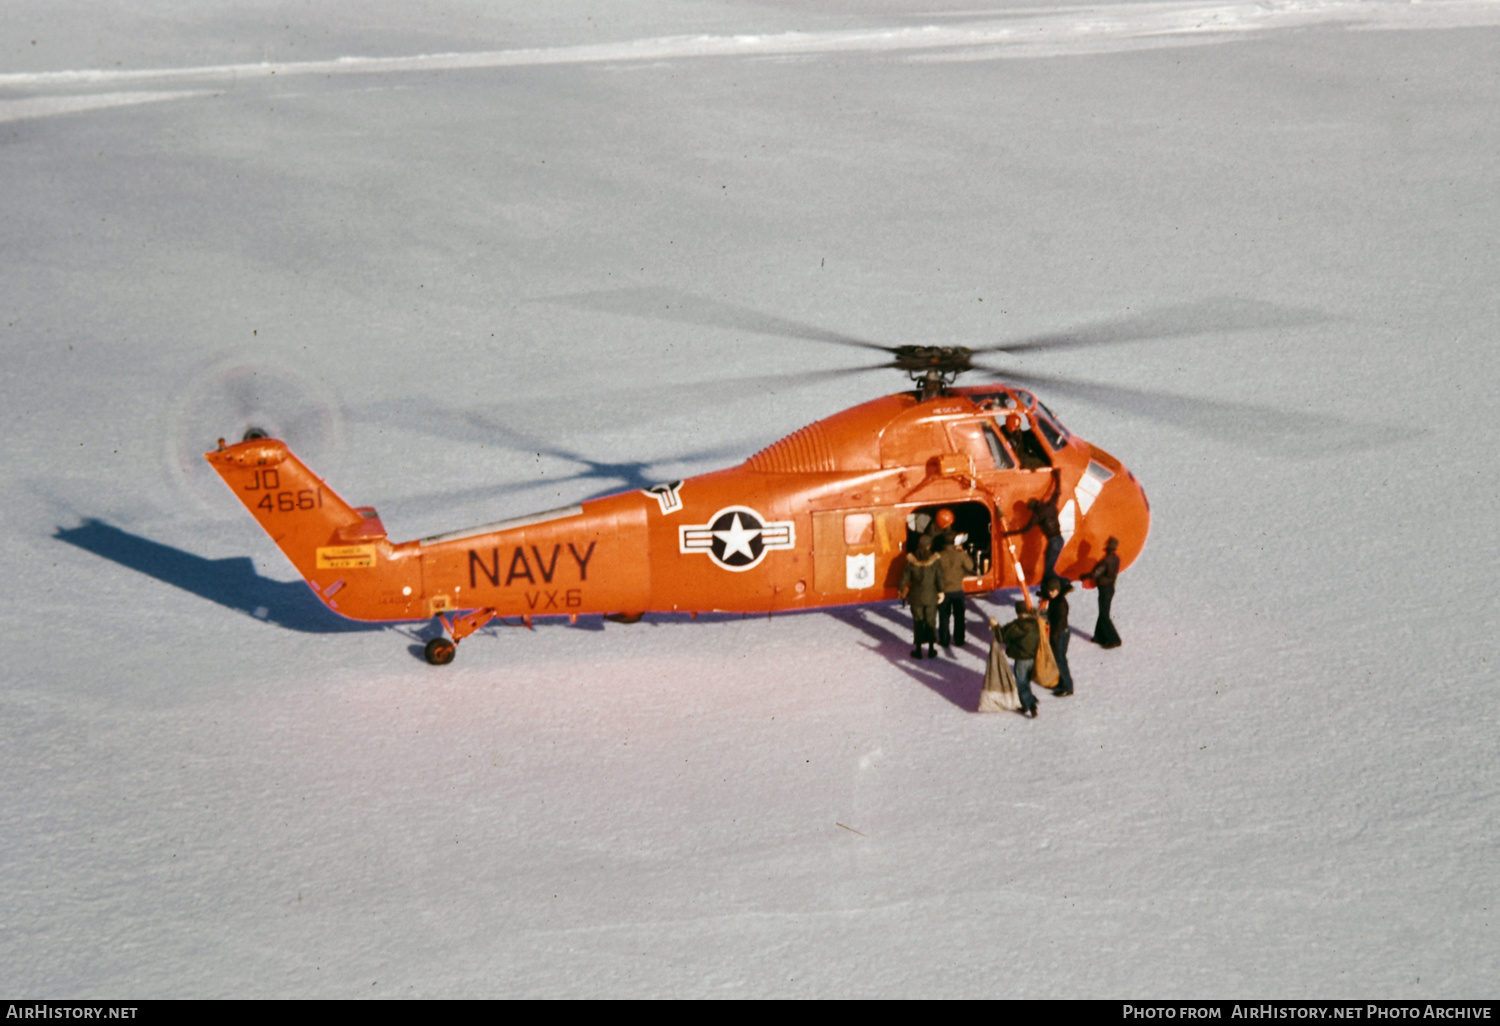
[205, 437, 385, 582]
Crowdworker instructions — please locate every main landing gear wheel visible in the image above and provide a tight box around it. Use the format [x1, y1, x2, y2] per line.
[424, 638, 456, 665]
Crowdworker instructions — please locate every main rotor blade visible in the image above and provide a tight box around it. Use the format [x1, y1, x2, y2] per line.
[538, 287, 895, 355]
[982, 368, 1403, 455]
[680, 361, 896, 393]
[975, 297, 1329, 357]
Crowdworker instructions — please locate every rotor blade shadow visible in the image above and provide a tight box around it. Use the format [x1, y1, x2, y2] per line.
[348, 400, 565, 453]
[983, 370, 1409, 456]
[54, 519, 386, 634]
[375, 473, 602, 520]
[375, 473, 633, 526]
[372, 438, 760, 524]
[825, 605, 983, 712]
[351, 398, 758, 481]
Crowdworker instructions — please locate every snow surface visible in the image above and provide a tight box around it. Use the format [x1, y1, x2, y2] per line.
[3, 0, 1497, 998]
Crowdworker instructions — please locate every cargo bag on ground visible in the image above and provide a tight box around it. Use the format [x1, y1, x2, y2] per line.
[979, 633, 1022, 712]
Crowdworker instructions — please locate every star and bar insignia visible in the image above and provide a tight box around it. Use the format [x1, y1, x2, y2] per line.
[679, 505, 795, 571]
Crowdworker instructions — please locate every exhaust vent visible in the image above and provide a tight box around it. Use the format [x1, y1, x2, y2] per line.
[746, 421, 835, 473]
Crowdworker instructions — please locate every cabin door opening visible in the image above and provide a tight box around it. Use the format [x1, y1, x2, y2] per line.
[906, 501, 994, 585]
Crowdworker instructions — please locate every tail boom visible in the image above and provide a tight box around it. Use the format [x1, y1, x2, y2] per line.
[206, 438, 423, 621]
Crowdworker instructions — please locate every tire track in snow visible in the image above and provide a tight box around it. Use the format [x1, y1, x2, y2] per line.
[0, 90, 207, 124]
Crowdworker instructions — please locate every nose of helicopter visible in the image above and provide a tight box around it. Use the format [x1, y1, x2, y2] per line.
[1073, 450, 1151, 573]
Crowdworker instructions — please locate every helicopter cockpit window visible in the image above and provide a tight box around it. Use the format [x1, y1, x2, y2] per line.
[982, 424, 1015, 469]
[949, 418, 1012, 470]
[1035, 411, 1069, 451]
[977, 391, 1018, 410]
[997, 413, 1051, 469]
[1038, 401, 1072, 438]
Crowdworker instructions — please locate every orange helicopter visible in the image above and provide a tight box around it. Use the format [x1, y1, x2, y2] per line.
[206, 340, 1149, 665]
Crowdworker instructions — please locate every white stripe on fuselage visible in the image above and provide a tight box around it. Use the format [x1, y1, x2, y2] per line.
[421, 504, 583, 545]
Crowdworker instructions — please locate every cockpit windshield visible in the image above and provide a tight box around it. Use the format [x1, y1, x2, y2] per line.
[1034, 410, 1069, 450]
[982, 424, 1015, 469]
[970, 389, 1018, 410]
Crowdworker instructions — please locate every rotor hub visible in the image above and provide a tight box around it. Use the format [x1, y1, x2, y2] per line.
[889, 345, 975, 376]
[889, 345, 975, 398]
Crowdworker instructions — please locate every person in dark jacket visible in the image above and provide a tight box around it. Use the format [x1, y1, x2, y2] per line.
[1023, 479, 1065, 585]
[934, 533, 974, 647]
[1042, 576, 1074, 696]
[1002, 414, 1049, 470]
[992, 601, 1041, 717]
[1083, 536, 1122, 649]
[899, 538, 943, 660]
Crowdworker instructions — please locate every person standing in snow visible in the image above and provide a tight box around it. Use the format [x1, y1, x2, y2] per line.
[1042, 576, 1074, 696]
[992, 601, 1041, 718]
[934, 533, 974, 647]
[899, 537, 943, 660]
[1083, 536, 1122, 649]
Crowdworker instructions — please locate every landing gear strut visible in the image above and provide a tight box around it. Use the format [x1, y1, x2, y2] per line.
[423, 608, 498, 666]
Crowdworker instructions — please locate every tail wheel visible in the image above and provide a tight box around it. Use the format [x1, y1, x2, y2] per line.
[424, 638, 456, 665]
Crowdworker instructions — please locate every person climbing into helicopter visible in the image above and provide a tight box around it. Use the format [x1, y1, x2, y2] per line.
[934, 530, 974, 647]
[1019, 471, 1065, 585]
[1082, 536, 1122, 649]
[990, 601, 1041, 718]
[898, 536, 943, 660]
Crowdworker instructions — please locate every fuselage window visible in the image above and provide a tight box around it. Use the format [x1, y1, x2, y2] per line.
[843, 512, 874, 545]
[982, 424, 1016, 469]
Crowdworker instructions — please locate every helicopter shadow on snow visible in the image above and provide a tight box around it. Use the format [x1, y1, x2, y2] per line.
[456, 602, 999, 709]
[400, 605, 616, 663]
[824, 594, 1098, 713]
[824, 601, 990, 712]
[54, 519, 385, 635]
[50, 519, 613, 651]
